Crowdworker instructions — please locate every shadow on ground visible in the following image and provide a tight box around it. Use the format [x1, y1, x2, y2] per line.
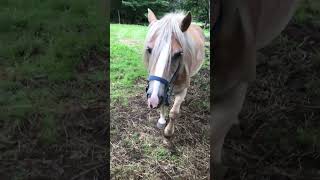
[224, 20, 320, 180]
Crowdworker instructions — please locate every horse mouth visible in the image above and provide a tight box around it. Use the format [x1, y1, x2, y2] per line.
[147, 96, 163, 109]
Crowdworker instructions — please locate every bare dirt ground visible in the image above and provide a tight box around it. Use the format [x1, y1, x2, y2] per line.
[224, 21, 320, 180]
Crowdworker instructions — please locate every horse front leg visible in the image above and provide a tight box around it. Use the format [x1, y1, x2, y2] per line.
[211, 82, 248, 180]
[157, 105, 167, 129]
[164, 88, 187, 138]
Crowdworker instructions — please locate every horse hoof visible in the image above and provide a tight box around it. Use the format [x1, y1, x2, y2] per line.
[164, 127, 174, 138]
[157, 121, 166, 129]
[163, 138, 172, 147]
[157, 117, 166, 129]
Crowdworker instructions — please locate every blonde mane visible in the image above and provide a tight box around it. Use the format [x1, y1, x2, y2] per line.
[143, 12, 196, 76]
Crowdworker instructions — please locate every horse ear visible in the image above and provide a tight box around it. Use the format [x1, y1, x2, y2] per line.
[147, 8, 157, 24]
[180, 12, 192, 32]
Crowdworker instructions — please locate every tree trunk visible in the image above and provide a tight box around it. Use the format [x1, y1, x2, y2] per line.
[118, 10, 121, 24]
[208, 0, 210, 26]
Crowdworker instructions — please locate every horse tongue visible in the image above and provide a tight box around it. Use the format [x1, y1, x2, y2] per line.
[148, 93, 159, 109]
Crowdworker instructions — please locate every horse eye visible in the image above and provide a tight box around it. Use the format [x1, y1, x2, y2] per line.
[147, 47, 152, 54]
[172, 52, 182, 59]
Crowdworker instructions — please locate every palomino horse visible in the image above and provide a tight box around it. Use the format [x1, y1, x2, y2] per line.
[212, 0, 299, 179]
[144, 9, 205, 138]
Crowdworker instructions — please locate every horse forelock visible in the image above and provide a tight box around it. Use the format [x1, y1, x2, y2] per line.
[144, 12, 196, 77]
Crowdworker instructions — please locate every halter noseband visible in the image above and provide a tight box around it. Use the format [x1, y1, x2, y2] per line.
[148, 76, 169, 86]
[146, 62, 181, 106]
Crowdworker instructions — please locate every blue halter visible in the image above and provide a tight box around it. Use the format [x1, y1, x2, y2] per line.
[148, 76, 169, 86]
[146, 63, 181, 106]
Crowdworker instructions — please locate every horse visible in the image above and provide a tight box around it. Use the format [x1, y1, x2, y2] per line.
[211, 0, 299, 179]
[144, 9, 205, 138]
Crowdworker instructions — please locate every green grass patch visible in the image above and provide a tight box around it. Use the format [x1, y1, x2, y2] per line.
[0, 0, 106, 145]
[110, 24, 148, 103]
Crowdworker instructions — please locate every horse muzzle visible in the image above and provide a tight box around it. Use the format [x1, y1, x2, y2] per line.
[146, 78, 170, 108]
[147, 93, 163, 109]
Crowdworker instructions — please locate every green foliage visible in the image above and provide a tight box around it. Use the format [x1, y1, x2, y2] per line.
[294, 0, 320, 25]
[111, 0, 209, 24]
[111, 0, 169, 24]
[173, 0, 209, 23]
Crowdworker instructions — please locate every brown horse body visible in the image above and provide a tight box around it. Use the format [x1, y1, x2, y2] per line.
[144, 10, 205, 137]
[212, 0, 298, 179]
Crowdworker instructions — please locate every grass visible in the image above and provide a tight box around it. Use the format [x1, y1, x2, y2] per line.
[0, 0, 106, 165]
[110, 24, 147, 104]
[0, 1, 107, 178]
